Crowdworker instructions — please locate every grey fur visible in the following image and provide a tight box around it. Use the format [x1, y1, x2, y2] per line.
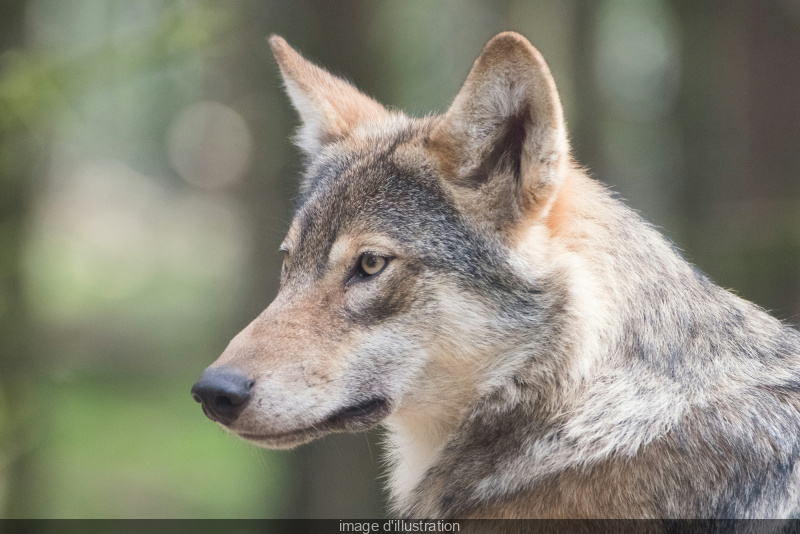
[200, 33, 800, 519]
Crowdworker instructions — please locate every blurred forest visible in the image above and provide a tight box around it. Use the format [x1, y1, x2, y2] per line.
[0, 0, 799, 519]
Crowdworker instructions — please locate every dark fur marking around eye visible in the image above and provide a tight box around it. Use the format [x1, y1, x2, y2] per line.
[342, 260, 424, 327]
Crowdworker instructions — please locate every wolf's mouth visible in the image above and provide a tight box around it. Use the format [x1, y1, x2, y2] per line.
[236, 397, 390, 448]
[326, 397, 388, 424]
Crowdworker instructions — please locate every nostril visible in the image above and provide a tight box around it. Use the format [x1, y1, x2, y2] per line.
[191, 366, 253, 425]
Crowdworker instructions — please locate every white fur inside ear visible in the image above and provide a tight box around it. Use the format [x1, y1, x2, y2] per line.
[485, 77, 529, 123]
[282, 78, 326, 155]
[271, 37, 391, 158]
[438, 33, 569, 193]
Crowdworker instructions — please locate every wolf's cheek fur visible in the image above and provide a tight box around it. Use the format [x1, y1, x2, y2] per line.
[206, 261, 442, 446]
[341, 259, 424, 325]
[209, 291, 359, 440]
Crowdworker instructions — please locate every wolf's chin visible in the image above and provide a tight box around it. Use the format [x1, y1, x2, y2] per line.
[235, 397, 391, 449]
[236, 427, 323, 449]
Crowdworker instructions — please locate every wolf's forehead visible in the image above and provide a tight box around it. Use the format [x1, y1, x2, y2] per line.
[283, 140, 444, 267]
[302, 122, 432, 199]
[294, 161, 425, 241]
[295, 131, 444, 227]
[283, 141, 524, 295]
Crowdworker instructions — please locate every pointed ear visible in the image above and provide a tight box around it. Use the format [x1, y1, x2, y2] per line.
[269, 36, 389, 157]
[430, 32, 570, 227]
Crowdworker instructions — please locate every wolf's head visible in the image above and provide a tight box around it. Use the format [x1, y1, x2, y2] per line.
[192, 32, 575, 449]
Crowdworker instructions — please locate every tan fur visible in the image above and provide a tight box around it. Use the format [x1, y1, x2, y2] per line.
[430, 32, 570, 232]
[269, 36, 390, 154]
[194, 32, 800, 519]
[542, 168, 575, 238]
[385, 289, 512, 498]
[212, 276, 372, 447]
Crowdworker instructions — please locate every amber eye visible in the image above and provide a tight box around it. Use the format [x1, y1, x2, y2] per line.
[358, 253, 387, 277]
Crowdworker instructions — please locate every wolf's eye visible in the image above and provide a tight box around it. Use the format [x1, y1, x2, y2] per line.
[357, 253, 387, 277]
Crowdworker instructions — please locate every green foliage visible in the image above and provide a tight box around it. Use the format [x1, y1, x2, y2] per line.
[25, 374, 286, 518]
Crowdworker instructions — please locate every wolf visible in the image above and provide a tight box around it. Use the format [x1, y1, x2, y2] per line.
[191, 32, 800, 518]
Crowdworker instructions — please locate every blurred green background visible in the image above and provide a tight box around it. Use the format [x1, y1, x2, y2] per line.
[1, 0, 799, 519]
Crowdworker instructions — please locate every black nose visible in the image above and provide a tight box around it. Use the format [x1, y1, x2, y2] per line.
[191, 367, 253, 425]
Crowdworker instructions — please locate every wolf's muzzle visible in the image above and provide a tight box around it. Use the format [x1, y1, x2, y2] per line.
[191, 366, 254, 425]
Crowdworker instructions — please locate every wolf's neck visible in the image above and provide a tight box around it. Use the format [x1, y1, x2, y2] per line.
[384, 172, 796, 517]
[383, 412, 456, 507]
[381, 173, 621, 509]
[382, 172, 730, 511]
[382, 326, 536, 508]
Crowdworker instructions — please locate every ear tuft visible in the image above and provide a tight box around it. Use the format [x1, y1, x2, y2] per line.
[269, 36, 389, 157]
